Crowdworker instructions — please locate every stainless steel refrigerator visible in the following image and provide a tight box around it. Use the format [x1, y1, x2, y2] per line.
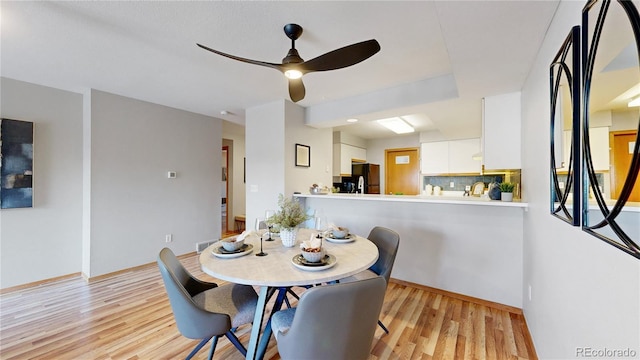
[351, 163, 380, 194]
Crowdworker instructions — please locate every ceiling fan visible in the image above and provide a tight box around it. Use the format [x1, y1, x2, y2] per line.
[197, 23, 380, 103]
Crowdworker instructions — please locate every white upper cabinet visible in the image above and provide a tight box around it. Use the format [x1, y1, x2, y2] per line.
[421, 138, 481, 174]
[333, 143, 366, 176]
[483, 92, 522, 169]
[449, 138, 482, 173]
[588, 127, 610, 171]
[421, 141, 449, 174]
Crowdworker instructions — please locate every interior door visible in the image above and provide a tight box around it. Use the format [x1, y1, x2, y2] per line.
[610, 131, 639, 202]
[385, 148, 420, 195]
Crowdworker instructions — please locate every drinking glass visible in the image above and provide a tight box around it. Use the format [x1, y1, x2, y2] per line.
[254, 217, 267, 256]
[264, 210, 276, 241]
[314, 215, 328, 239]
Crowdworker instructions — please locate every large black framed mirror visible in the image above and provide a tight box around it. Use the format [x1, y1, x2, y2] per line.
[582, 0, 640, 258]
[550, 26, 581, 225]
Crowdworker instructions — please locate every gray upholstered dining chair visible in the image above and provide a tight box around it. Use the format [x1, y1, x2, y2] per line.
[340, 226, 400, 334]
[157, 247, 258, 360]
[270, 276, 387, 360]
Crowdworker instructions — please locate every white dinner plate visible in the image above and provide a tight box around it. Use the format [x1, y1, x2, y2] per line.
[212, 244, 253, 258]
[325, 234, 356, 243]
[291, 254, 337, 271]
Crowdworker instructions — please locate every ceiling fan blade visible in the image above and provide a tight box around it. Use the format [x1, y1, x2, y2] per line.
[288, 78, 306, 102]
[197, 43, 283, 72]
[301, 39, 380, 73]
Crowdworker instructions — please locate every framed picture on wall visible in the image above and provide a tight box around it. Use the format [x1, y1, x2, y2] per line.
[295, 143, 310, 167]
[1, 118, 34, 209]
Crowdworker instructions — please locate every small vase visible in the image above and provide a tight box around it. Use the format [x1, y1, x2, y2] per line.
[501, 192, 513, 202]
[280, 227, 298, 247]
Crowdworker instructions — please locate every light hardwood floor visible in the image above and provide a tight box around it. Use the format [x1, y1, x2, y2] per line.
[0, 253, 537, 359]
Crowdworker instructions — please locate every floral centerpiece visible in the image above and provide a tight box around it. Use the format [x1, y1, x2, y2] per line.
[267, 194, 310, 247]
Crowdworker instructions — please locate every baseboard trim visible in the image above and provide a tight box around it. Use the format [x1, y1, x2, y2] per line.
[390, 278, 523, 315]
[1, 252, 199, 293]
[0, 272, 81, 295]
[84, 251, 198, 283]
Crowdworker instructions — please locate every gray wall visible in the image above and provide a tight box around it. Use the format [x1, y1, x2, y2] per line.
[1, 77, 83, 287]
[0, 78, 222, 287]
[87, 90, 221, 277]
[521, 1, 639, 357]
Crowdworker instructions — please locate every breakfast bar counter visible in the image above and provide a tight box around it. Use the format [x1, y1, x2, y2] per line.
[294, 192, 526, 308]
[296, 192, 528, 207]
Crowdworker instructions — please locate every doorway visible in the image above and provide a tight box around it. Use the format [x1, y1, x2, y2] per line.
[610, 130, 639, 202]
[385, 147, 420, 195]
[222, 146, 229, 234]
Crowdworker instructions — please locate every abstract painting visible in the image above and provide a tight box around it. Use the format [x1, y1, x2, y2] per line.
[1, 118, 34, 209]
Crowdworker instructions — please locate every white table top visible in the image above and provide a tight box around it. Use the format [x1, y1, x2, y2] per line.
[199, 228, 379, 287]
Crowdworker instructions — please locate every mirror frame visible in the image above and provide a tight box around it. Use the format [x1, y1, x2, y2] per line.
[550, 26, 581, 225]
[582, 0, 640, 259]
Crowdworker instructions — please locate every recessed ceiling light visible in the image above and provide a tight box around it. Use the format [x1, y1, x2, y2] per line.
[377, 117, 414, 134]
[347, 118, 358, 123]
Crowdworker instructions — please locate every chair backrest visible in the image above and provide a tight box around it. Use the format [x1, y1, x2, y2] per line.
[367, 226, 400, 283]
[157, 248, 230, 339]
[276, 276, 387, 360]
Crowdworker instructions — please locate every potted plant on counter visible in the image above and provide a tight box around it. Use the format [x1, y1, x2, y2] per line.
[267, 194, 310, 247]
[499, 182, 515, 202]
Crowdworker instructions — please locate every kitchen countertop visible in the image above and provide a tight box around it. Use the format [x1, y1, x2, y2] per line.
[294, 192, 528, 208]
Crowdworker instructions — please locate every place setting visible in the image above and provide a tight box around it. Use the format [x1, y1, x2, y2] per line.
[211, 231, 255, 258]
[291, 236, 337, 271]
[324, 225, 356, 243]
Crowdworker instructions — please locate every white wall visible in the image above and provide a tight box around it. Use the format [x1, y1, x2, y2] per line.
[521, 1, 640, 358]
[245, 100, 332, 229]
[284, 100, 333, 196]
[1, 77, 83, 288]
[87, 90, 221, 277]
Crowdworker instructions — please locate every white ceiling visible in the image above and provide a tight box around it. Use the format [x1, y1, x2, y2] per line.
[1, 1, 560, 140]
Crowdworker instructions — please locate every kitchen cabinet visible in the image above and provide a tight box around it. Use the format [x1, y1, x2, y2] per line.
[421, 138, 481, 174]
[588, 127, 610, 171]
[333, 143, 366, 176]
[420, 141, 449, 174]
[483, 92, 521, 169]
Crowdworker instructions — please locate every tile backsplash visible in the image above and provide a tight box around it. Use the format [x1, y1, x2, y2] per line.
[423, 170, 521, 198]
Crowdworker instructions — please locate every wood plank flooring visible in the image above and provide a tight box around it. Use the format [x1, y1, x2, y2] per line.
[0, 253, 536, 359]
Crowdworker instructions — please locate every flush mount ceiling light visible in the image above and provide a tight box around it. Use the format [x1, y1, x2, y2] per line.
[628, 96, 640, 107]
[347, 118, 358, 123]
[377, 117, 414, 134]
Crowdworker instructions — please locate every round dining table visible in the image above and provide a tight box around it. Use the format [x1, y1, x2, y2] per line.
[199, 227, 379, 360]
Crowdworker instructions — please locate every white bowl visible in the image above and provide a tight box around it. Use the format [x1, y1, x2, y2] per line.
[301, 247, 326, 263]
[220, 237, 244, 252]
[332, 227, 349, 239]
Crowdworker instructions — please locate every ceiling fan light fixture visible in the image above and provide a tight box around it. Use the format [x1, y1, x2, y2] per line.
[377, 117, 414, 134]
[284, 69, 303, 79]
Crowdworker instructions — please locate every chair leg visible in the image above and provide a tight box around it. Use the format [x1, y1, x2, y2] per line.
[207, 336, 219, 360]
[378, 319, 389, 334]
[225, 330, 247, 356]
[186, 336, 212, 360]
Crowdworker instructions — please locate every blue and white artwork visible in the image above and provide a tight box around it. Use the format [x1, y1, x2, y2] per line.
[1, 118, 34, 209]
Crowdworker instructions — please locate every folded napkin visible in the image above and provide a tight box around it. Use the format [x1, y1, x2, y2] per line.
[237, 230, 255, 241]
[327, 223, 339, 231]
[300, 236, 322, 250]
